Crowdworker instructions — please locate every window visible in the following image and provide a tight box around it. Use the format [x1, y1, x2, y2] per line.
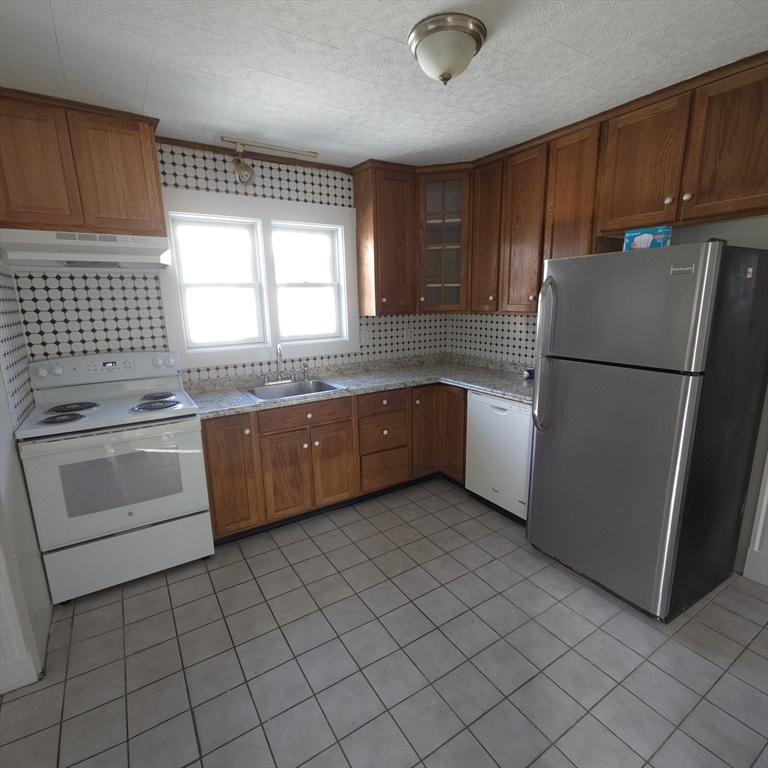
[272, 224, 343, 341]
[172, 216, 266, 350]
[162, 189, 358, 368]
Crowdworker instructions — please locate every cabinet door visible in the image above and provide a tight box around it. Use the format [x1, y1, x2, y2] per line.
[202, 414, 264, 537]
[376, 168, 418, 315]
[441, 386, 467, 483]
[470, 161, 503, 312]
[261, 429, 313, 522]
[412, 385, 441, 477]
[680, 65, 768, 220]
[66, 110, 166, 236]
[544, 124, 599, 260]
[500, 145, 548, 313]
[597, 94, 691, 232]
[311, 421, 357, 507]
[420, 171, 471, 312]
[0, 97, 84, 228]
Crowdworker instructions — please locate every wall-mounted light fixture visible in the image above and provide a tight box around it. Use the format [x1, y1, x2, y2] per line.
[408, 13, 487, 85]
[221, 136, 319, 185]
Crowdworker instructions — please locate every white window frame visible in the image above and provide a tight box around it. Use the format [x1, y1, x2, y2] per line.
[160, 187, 359, 369]
[171, 214, 269, 350]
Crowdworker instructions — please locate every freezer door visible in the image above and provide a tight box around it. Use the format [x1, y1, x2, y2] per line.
[537, 242, 721, 372]
[527, 358, 700, 617]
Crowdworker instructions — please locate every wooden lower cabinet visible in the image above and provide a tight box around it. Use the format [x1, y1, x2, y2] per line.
[412, 385, 442, 477]
[202, 414, 264, 537]
[261, 429, 314, 522]
[311, 421, 358, 507]
[412, 385, 467, 481]
[361, 447, 411, 493]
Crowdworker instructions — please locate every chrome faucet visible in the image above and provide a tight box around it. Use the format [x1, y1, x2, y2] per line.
[275, 343, 286, 381]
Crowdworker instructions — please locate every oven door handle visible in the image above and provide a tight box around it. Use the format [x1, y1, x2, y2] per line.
[18, 417, 201, 457]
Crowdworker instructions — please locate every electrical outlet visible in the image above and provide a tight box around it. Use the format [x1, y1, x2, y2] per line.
[359, 328, 370, 345]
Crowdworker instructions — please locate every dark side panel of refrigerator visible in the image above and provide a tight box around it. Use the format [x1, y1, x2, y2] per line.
[668, 245, 768, 618]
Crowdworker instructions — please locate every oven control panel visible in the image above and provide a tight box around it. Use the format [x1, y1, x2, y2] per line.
[85, 360, 136, 374]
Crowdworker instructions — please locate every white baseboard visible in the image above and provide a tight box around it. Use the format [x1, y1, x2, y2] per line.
[744, 548, 768, 587]
[0, 653, 38, 695]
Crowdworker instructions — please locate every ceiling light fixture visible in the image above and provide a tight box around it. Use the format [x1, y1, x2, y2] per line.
[408, 12, 487, 85]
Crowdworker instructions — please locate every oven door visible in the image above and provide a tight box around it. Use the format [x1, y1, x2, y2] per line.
[19, 418, 210, 551]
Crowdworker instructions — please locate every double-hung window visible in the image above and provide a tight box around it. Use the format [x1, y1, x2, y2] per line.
[172, 216, 266, 349]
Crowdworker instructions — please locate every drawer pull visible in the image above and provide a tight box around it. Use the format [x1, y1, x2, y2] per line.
[663, 196, 674, 205]
[415, 399, 420, 405]
[382, 399, 387, 405]
[243, 428, 251, 435]
[314, 440, 320, 447]
[306, 413, 312, 419]
[382, 430, 388, 436]
[302, 443, 309, 449]
[682, 192, 692, 201]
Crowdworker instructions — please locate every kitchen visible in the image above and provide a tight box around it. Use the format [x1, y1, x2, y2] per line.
[0, 1, 767, 767]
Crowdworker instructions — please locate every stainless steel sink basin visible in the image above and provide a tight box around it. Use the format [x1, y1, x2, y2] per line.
[240, 380, 345, 402]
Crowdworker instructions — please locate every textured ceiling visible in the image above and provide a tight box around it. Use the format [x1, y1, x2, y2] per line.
[0, 0, 765, 167]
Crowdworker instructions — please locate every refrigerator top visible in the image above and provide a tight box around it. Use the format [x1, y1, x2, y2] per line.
[536, 242, 723, 373]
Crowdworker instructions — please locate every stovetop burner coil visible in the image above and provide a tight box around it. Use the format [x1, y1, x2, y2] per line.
[141, 392, 176, 401]
[46, 402, 99, 414]
[131, 400, 182, 412]
[40, 413, 86, 424]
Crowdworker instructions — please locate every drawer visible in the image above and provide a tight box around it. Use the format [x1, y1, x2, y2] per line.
[361, 447, 411, 493]
[357, 388, 408, 417]
[359, 412, 408, 455]
[257, 397, 352, 434]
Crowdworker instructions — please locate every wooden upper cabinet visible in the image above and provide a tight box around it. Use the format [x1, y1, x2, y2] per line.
[500, 145, 548, 314]
[0, 97, 84, 228]
[261, 429, 314, 522]
[470, 161, 503, 312]
[354, 162, 418, 316]
[202, 414, 264, 538]
[311, 421, 358, 507]
[441, 386, 466, 483]
[67, 110, 166, 236]
[419, 170, 471, 312]
[543, 124, 600, 260]
[597, 94, 692, 232]
[680, 64, 768, 220]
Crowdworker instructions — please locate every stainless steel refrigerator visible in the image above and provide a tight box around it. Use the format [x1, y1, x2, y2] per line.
[527, 241, 768, 620]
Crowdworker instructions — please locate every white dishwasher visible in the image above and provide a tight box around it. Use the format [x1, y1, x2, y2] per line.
[465, 391, 533, 519]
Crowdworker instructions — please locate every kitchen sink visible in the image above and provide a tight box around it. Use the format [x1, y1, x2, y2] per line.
[240, 379, 346, 402]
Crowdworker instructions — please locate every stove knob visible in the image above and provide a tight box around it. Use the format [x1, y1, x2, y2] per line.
[152, 356, 164, 368]
[52, 365, 64, 376]
[165, 356, 176, 367]
[35, 365, 49, 378]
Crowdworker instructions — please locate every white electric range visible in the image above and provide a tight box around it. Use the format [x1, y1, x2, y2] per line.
[15, 351, 214, 603]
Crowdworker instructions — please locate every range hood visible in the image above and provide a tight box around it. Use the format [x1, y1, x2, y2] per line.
[0, 229, 171, 269]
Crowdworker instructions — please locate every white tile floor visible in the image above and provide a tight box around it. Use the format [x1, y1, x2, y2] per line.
[1, 479, 766, 768]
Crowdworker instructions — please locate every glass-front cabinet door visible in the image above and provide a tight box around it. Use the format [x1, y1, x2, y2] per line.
[419, 170, 471, 312]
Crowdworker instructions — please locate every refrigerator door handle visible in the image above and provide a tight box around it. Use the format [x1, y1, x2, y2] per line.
[532, 358, 550, 431]
[535, 276, 556, 359]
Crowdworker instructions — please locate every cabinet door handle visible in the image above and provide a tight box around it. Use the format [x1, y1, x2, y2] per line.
[303, 443, 309, 449]
[313, 440, 320, 447]
[663, 196, 674, 205]
[420, 297, 425, 302]
[382, 297, 387, 303]
[415, 399, 420, 405]
[529, 295, 536, 301]
[682, 192, 692, 201]
[382, 430, 388, 436]
[382, 399, 387, 405]
[243, 428, 251, 435]
[306, 413, 312, 419]
[488, 295, 494, 301]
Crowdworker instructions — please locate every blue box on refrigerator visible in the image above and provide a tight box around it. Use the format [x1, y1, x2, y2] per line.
[623, 226, 673, 251]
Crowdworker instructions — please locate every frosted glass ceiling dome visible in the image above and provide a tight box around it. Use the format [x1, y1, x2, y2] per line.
[408, 13, 487, 85]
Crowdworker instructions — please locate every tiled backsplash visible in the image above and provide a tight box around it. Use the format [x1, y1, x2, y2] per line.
[0, 266, 34, 426]
[4, 142, 537, 393]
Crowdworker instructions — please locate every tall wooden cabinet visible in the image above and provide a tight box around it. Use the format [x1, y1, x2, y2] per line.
[412, 385, 467, 482]
[680, 64, 768, 220]
[419, 170, 471, 312]
[543, 124, 600, 260]
[470, 161, 504, 312]
[202, 414, 265, 537]
[597, 94, 692, 232]
[500, 145, 548, 313]
[353, 161, 419, 316]
[0, 89, 166, 236]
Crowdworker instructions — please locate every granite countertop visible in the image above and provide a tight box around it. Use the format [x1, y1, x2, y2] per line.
[190, 359, 534, 419]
